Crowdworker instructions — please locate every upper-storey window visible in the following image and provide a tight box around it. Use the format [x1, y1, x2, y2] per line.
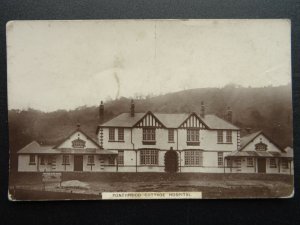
[168, 129, 175, 142]
[226, 130, 232, 143]
[143, 128, 155, 141]
[109, 128, 115, 141]
[217, 130, 223, 143]
[255, 142, 267, 151]
[118, 128, 124, 141]
[187, 129, 199, 146]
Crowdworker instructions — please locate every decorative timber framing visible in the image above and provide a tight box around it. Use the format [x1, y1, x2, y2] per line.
[133, 111, 165, 128]
[178, 112, 209, 129]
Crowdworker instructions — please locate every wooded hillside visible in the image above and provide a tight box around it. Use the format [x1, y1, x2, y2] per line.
[9, 84, 293, 158]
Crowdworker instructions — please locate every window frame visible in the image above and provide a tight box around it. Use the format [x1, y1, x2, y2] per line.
[247, 157, 254, 167]
[226, 130, 232, 143]
[118, 128, 124, 141]
[62, 155, 70, 165]
[109, 128, 115, 141]
[29, 155, 36, 165]
[269, 158, 277, 168]
[87, 155, 95, 165]
[217, 152, 223, 167]
[168, 129, 175, 143]
[184, 150, 203, 166]
[117, 150, 124, 165]
[217, 130, 223, 143]
[140, 149, 158, 165]
[234, 158, 241, 168]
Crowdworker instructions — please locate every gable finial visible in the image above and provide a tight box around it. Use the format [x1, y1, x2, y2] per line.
[200, 101, 205, 118]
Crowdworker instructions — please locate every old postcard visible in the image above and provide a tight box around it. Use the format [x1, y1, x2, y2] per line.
[7, 19, 293, 200]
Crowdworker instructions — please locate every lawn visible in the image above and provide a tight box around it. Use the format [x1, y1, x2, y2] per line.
[9, 172, 294, 200]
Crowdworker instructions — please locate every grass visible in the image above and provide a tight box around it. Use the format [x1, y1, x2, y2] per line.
[9, 172, 294, 200]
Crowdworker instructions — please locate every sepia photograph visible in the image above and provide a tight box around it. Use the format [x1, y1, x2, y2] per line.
[7, 19, 293, 200]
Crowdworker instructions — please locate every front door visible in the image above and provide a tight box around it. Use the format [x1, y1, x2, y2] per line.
[164, 149, 178, 173]
[257, 158, 266, 173]
[74, 155, 83, 171]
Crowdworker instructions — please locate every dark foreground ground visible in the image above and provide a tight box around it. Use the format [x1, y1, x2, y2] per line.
[8, 172, 294, 200]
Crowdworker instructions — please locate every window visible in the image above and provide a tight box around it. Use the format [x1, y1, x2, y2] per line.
[140, 149, 158, 165]
[143, 128, 156, 141]
[255, 142, 267, 151]
[234, 158, 241, 168]
[118, 150, 124, 165]
[281, 159, 289, 169]
[247, 157, 254, 167]
[217, 130, 223, 143]
[87, 155, 95, 165]
[118, 128, 124, 141]
[226, 130, 232, 143]
[217, 152, 223, 166]
[109, 128, 115, 141]
[187, 129, 199, 142]
[184, 150, 203, 166]
[108, 156, 115, 165]
[168, 129, 175, 142]
[270, 158, 277, 168]
[40, 156, 45, 165]
[62, 155, 70, 165]
[29, 155, 36, 165]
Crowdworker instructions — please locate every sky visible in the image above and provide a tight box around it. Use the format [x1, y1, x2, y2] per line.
[7, 19, 291, 112]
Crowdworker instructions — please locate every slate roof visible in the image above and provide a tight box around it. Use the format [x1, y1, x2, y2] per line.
[225, 150, 292, 159]
[240, 131, 262, 149]
[18, 141, 59, 154]
[17, 141, 117, 155]
[239, 130, 285, 152]
[99, 112, 239, 130]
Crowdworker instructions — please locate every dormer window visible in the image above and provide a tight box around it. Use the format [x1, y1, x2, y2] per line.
[72, 138, 86, 148]
[255, 142, 267, 151]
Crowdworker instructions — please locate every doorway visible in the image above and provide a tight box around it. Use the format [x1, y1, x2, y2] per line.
[74, 155, 83, 171]
[164, 149, 178, 173]
[257, 158, 266, 173]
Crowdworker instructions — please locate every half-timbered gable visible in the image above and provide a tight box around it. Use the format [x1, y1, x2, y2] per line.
[179, 113, 208, 129]
[134, 111, 165, 128]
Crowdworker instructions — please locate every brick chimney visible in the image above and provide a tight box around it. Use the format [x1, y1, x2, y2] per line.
[99, 101, 104, 124]
[226, 107, 233, 123]
[200, 101, 205, 118]
[130, 99, 135, 117]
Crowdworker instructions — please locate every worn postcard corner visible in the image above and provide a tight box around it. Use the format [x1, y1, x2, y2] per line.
[7, 19, 294, 201]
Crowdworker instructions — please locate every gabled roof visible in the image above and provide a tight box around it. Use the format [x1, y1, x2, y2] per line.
[201, 114, 239, 130]
[54, 127, 101, 149]
[98, 112, 240, 130]
[17, 141, 59, 154]
[239, 130, 285, 153]
[133, 111, 166, 128]
[225, 150, 292, 159]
